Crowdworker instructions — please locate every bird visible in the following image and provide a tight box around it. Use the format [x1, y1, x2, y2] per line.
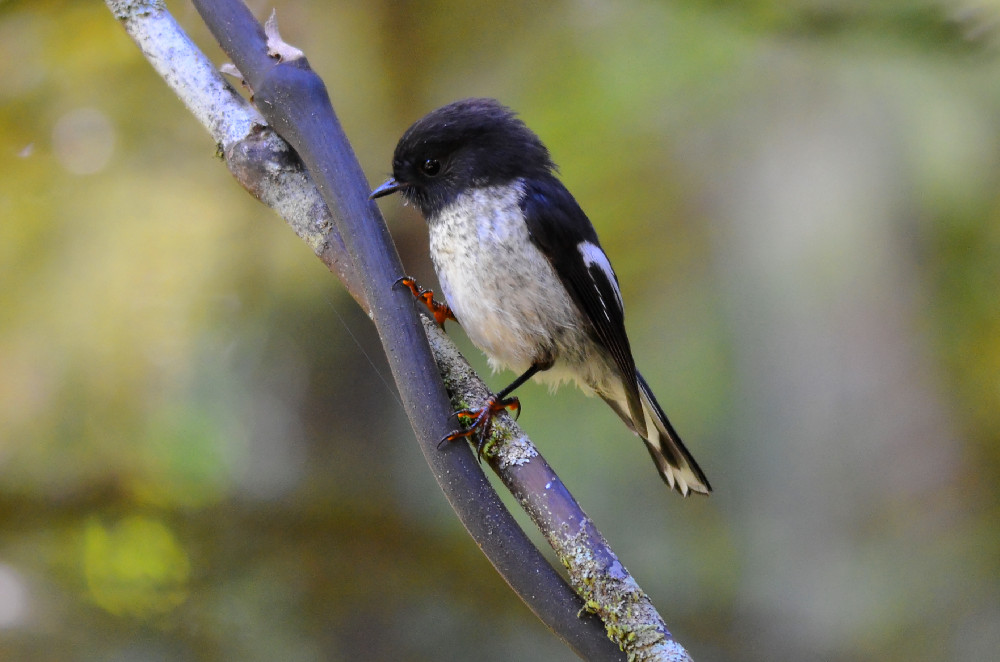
[370, 98, 710, 496]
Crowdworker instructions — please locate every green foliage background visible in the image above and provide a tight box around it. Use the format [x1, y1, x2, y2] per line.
[1, 0, 999, 660]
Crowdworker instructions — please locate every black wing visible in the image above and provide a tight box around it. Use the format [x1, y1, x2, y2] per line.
[520, 176, 645, 433]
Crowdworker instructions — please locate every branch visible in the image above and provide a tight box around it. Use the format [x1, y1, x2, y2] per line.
[105, 1, 694, 659]
[423, 319, 693, 660]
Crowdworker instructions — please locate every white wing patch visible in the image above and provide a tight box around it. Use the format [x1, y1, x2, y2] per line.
[577, 240, 623, 313]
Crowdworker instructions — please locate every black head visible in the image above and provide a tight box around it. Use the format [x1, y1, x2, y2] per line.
[370, 98, 555, 217]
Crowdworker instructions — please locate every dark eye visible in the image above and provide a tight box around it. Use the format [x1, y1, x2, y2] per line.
[420, 158, 441, 176]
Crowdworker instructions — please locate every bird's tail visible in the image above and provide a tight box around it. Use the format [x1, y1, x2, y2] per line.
[625, 371, 711, 496]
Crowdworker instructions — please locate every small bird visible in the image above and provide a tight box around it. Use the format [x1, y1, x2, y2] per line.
[371, 98, 710, 496]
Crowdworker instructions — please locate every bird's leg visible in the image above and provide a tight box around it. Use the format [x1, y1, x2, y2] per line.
[394, 276, 456, 327]
[441, 361, 550, 460]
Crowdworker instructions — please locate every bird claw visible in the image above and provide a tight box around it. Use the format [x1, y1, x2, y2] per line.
[394, 276, 456, 327]
[438, 395, 521, 461]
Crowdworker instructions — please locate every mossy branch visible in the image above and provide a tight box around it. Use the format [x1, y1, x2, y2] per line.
[105, 1, 693, 659]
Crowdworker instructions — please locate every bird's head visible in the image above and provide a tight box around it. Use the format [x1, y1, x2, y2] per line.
[370, 98, 554, 218]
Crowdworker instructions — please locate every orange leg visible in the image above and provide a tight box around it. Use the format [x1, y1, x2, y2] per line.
[440, 396, 522, 460]
[395, 276, 456, 327]
[439, 362, 548, 460]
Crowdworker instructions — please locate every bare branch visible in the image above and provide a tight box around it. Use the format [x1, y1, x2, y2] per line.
[424, 319, 692, 661]
[106, 0, 694, 659]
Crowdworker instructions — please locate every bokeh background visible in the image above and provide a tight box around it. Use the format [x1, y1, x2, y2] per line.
[2, 0, 999, 660]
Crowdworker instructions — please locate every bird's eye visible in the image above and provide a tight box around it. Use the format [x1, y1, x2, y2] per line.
[420, 158, 441, 177]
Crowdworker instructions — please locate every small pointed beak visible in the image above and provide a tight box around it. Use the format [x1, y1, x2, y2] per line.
[369, 177, 407, 200]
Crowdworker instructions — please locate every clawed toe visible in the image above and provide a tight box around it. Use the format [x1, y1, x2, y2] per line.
[394, 276, 456, 327]
[439, 396, 520, 460]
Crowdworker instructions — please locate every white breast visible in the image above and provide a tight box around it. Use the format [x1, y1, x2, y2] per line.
[427, 182, 582, 377]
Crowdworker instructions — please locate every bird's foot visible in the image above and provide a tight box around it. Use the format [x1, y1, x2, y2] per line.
[439, 395, 521, 461]
[394, 276, 456, 327]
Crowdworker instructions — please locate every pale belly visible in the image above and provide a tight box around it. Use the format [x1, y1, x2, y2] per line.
[427, 184, 621, 395]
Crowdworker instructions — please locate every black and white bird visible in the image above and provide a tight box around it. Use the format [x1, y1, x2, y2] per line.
[371, 98, 710, 496]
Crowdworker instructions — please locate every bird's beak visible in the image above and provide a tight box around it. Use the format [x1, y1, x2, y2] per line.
[369, 177, 407, 200]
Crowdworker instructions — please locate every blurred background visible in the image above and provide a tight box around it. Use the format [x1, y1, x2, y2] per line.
[2, 0, 999, 660]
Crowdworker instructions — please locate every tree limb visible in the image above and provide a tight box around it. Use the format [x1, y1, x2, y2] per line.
[105, 1, 693, 659]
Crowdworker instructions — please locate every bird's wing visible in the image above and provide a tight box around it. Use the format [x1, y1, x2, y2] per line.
[519, 176, 644, 434]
